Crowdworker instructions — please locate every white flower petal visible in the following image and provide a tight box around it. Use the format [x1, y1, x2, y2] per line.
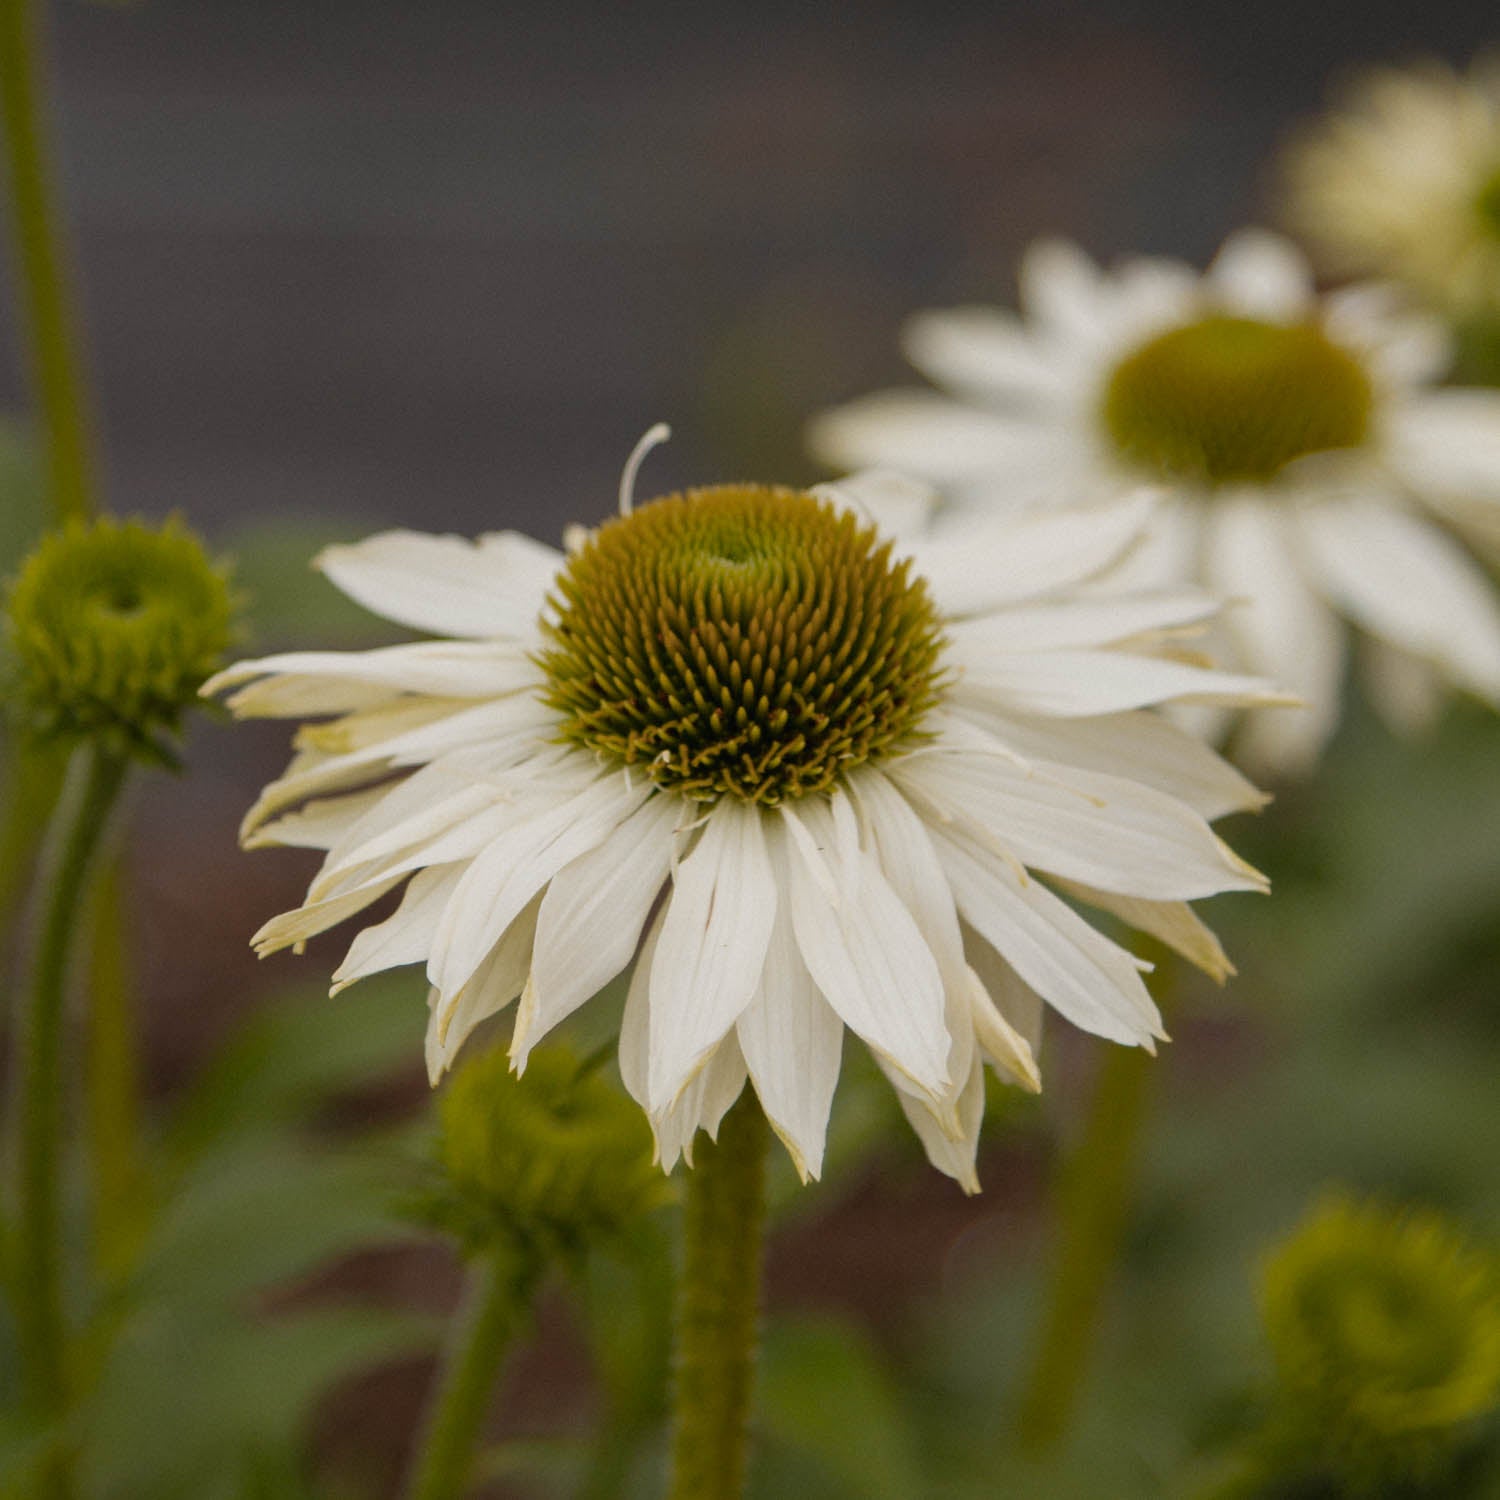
[1050, 877, 1234, 983]
[902, 306, 1069, 403]
[315, 529, 561, 639]
[511, 795, 681, 1069]
[947, 589, 1221, 655]
[811, 470, 939, 546]
[429, 771, 651, 999]
[1207, 229, 1315, 320]
[1296, 494, 1500, 700]
[1020, 238, 1107, 341]
[424, 896, 540, 1083]
[951, 643, 1290, 717]
[806, 391, 1050, 485]
[946, 703, 1265, 820]
[910, 491, 1159, 615]
[652, 1037, 749, 1174]
[244, 785, 390, 851]
[962, 926, 1044, 1057]
[1360, 634, 1444, 735]
[894, 752, 1264, 900]
[206, 642, 539, 717]
[735, 900, 843, 1183]
[331, 863, 465, 993]
[250, 875, 404, 958]
[883, 1052, 986, 1195]
[964, 967, 1041, 1091]
[1203, 494, 1347, 774]
[645, 801, 777, 1113]
[932, 823, 1162, 1048]
[779, 796, 950, 1103]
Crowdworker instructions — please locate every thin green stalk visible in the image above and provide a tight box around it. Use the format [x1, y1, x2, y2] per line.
[13, 743, 128, 1497]
[1015, 1025, 1161, 1453]
[403, 1251, 539, 1500]
[86, 858, 150, 1282]
[667, 1091, 769, 1500]
[0, 0, 98, 522]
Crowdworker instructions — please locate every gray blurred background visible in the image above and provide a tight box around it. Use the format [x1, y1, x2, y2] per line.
[5, 0, 1497, 542]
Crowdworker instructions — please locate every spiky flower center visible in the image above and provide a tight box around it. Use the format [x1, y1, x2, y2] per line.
[1101, 314, 1375, 486]
[538, 486, 947, 804]
[4, 516, 235, 756]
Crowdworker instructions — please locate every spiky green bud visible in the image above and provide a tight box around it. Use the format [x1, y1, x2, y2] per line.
[1259, 1194, 1500, 1493]
[3, 516, 236, 761]
[418, 1046, 668, 1262]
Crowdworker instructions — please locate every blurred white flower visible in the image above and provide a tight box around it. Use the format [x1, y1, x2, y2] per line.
[1282, 57, 1500, 319]
[810, 231, 1500, 773]
[209, 449, 1274, 1192]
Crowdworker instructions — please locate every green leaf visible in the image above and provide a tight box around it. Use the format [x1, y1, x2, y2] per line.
[131, 1138, 413, 1312]
[757, 1316, 925, 1500]
[165, 972, 426, 1165]
[80, 1305, 434, 1500]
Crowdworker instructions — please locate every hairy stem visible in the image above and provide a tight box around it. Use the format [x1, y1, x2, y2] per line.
[13, 744, 128, 1497]
[667, 1091, 769, 1500]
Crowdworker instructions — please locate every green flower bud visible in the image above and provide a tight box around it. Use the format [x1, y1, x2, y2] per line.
[1259, 1194, 1500, 1492]
[419, 1046, 668, 1262]
[3, 516, 236, 761]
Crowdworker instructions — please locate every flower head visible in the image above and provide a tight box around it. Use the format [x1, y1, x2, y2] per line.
[4, 516, 236, 761]
[1260, 1194, 1500, 1490]
[418, 1044, 666, 1260]
[1281, 57, 1500, 319]
[811, 231, 1500, 774]
[208, 440, 1275, 1191]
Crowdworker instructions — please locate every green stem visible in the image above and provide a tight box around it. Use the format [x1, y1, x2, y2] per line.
[403, 1251, 539, 1500]
[86, 858, 150, 1283]
[0, 0, 99, 523]
[667, 1091, 769, 1500]
[1015, 1039, 1157, 1454]
[13, 744, 128, 1496]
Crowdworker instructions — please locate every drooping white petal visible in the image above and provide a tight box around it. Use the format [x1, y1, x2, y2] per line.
[1295, 494, 1500, 700]
[1207, 229, 1315, 320]
[932, 823, 1162, 1048]
[946, 702, 1266, 820]
[894, 752, 1264, 900]
[244, 785, 391, 851]
[1050, 877, 1234, 983]
[644, 801, 777, 1113]
[315, 529, 562, 639]
[511, 794, 681, 1069]
[883, 1051, 986, 1195]
[424, 896, 540, 1084]
[962, 926, 1044, 1057]
[250, 876, 406, 959]
[951, 643, 1291, 718]
[331, 862, 465, 993]
[429, 771, 651, 1000]
[206, 642, 539, 717]
[652, 1037, 749, 1173]
[964, 967, 1041, 1091]
[1203, 494, 1347, 774]
[1389, 392, 1500, 560]
[779, 796, 950, 1103]
[735, 898, 843, 1183]
[910, 491, 1159, 616]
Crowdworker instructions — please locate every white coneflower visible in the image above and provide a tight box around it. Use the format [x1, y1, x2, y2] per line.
[1282, 57, 1500, 320]
[810, 232, 1500, 773]
[208, 436, 1276, 1192]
